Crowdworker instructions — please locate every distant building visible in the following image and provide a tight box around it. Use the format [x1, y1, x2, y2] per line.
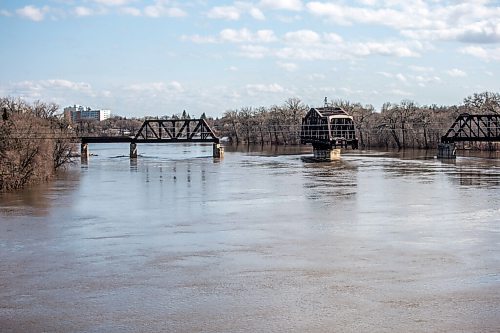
[64, 105, 110, 122]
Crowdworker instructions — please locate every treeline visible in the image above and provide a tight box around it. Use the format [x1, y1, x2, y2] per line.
[0, 97, 74, 192]
[213, 92, 500, 150]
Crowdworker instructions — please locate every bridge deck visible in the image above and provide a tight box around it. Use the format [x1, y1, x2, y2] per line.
[81, 136, 133, 144]
[81, 137, 219, 144]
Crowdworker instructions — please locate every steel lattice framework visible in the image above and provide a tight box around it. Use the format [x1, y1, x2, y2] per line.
[81, 119, 219, 144]
[133, 119, 219, 143]
[441, 114, 500, 143]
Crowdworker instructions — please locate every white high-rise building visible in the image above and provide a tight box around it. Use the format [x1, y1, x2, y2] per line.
[64, 105, 111, 122]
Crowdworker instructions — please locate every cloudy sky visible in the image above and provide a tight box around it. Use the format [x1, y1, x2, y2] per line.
[1, 0, 499, 117]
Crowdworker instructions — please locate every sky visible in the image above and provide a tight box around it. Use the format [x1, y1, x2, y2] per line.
[0, 0, 499, 118]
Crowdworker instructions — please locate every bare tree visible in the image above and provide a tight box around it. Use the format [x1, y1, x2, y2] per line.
[463, 91, 500, 114]
[0, 97, 75, 191]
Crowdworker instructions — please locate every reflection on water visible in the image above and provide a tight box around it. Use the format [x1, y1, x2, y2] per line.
[0, 169, 80, 217]
[0, 144, 499, 332]
[302, 159, 358, 202]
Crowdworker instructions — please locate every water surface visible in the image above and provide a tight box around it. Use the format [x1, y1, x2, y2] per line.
[1, 144, 499, 332]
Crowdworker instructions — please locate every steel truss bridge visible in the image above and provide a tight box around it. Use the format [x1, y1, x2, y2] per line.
[81, 118, 219, 144]
[441, 114, 500, 144]
[80, 119, 222, 158]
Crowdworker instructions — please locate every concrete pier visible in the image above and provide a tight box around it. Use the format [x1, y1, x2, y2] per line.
[437, 143, 456, 159]
[213, 143, 224, 158]
[130, 142, 138, 158]
[81, 143, 89, 161]
[313, 148, 341, 161]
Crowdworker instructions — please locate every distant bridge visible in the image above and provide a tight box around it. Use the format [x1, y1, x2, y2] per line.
[441, 114, 500, 144]
[81, 119, 223, 158]
[438, 113, 499, 158]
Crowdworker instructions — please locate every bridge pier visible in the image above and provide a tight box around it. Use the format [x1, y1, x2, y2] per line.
[213, 143, 224, 158]
[81, 143, 89, 160]
[130, 142, 138, 158]
[437, 143, 456, 159]
[313, 148, 341, 161]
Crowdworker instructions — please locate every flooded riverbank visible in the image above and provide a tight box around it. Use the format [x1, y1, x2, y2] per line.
[1, 145, 499, 332]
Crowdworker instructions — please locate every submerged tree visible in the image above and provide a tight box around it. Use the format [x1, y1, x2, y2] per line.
[0, 97, 75, 192]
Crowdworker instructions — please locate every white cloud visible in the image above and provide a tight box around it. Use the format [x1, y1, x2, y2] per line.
[377, 71, 392, 78]
[220, 29, 276, 43]
[414, 75, 441, 87]
[306, 2, 418, 28]
[461, 45, 500, 61]
[389, 89, 413, 97]
[446, 68, 467, 77]
[255, 30, 277, 43]
[284, 30, 321, 44]
[409, 65, 434, 72]
[120, 7, 141, 16]
[184, 28, 422, 60]
[307, 1, 500, 45]
[74, 6, 93, 17]
[169, 81, 184, 92]
[246, 83, 285, 95]
[350, 41, 421, 57]
[402, 21, 500, 43]
[281, 31, 420, 59]
[207, 6, 240, 20]
[144, 2, 187, 18]
[239, 45, 269, 59]
[358, 0, 377, 5]
[309, 73, 326, 80]
[395, 73, 407, 83]
[259, 0, 303, 11]
[324, 33, 343, 43]
[181, 34, 217, 44]
[184, 29, 276, 44]
[92, 0, 134, 6]
[44, 79, 93, 92]
[377, 72, 441, 87]
[377, 72, 407, 82]
[5, 79, 95, 101]
[458, 21, 500, 43]
[207, 3, 268, 21]
[125, 81, 184, 94]
[17, 5, 47, 22]
[249, 7, 265, 20]
[277, 61, 298, 72]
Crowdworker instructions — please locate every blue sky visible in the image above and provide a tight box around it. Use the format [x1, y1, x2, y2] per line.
[1, 0, 499, 118]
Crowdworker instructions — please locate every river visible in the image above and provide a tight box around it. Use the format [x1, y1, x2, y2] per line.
[1, 144, 499, 332]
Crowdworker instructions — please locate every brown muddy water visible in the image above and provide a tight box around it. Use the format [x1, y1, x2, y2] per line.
[1, 144, 499, 333]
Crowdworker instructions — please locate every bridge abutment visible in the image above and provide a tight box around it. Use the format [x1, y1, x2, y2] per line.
[313, 148, 341, 161]
[213, 143, 224, 158]
[437, 143, 456, 159]
[130, 142, 138, 158]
